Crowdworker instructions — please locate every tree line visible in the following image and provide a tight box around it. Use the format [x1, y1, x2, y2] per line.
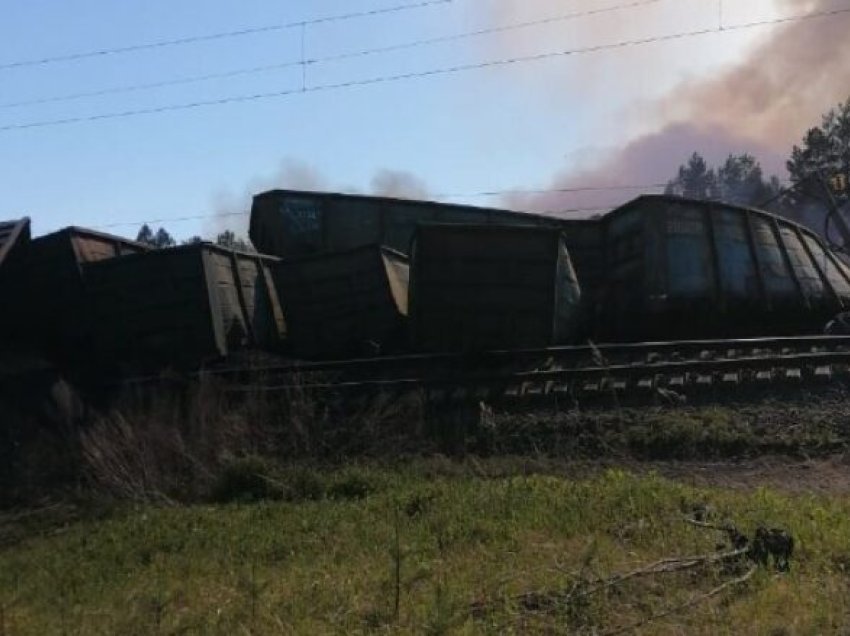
[135, 225, 253, 251]
[665, 97, 850, 233]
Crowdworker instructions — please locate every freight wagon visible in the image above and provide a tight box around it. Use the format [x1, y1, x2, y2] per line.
[409, 224, 581, 352]
[1, 227, 150, 359]
[248, 189, 603, 303]
[597, 195, 850, 341]
[83, 243, 285, 370]
[271, 245, 409, 359]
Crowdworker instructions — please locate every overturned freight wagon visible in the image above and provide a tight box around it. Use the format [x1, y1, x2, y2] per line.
[1, 226, 150, 358]
[597, 195, 850, 341]
[248, 189, 604, 304]
[271, 245, 409, 359]
[83, 243, 285, 370]
[409, 224, 582, 352]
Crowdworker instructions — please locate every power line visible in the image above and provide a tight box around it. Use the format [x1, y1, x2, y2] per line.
[0, 61, 305, 110]
[79, 184, 670, 231]
[0, 0, 452, 72]
[90, 205, 613, 232]
[0, 0, 661, 111]
[3, 3, 849, 133]
[441, 183, 668, 198]
[311, 0, 663, 65]
[97, 211, 249, 229]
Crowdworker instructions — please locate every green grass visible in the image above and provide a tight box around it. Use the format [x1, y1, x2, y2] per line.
[3, 462, 850, 634]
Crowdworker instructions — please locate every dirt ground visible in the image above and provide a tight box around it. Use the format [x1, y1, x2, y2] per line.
[640, 454, 850, 493]
[456, 454, 850, 494]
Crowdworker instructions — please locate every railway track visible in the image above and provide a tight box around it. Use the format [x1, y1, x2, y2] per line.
[208, 335, 850, 403]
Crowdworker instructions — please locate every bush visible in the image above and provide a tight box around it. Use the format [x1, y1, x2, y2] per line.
[327, 468, 380, 501]
[210, 457, 282, 503]
[279, 466, 326, 502]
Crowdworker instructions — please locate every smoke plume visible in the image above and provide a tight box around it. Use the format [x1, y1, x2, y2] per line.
[370, 169, 431, 200]
[492, 0, 850, 215]
[206, 160, 431, 239]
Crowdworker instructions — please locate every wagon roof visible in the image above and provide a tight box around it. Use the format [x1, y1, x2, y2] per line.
[252, 188, 594, 227]
[35, 225, 151, 249]
[608, 194, 823, 240]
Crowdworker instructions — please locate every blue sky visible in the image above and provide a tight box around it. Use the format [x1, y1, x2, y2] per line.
[0, 0, 818, 239]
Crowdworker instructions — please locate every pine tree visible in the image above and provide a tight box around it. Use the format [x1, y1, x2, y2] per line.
[787, 97, 850, 207]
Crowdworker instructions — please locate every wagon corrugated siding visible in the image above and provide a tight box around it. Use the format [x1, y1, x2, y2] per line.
[83, 244, 284, 369]
[271, 245, 408, 359]
[598, 195, 850, 340]
[409, 224, 581, 352]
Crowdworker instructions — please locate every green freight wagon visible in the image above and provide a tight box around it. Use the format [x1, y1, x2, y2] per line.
[83, 243, 285, 370]
[599, 195, 850, 340]
[271, 245, 409, 359]
[409, 224, 582, 352]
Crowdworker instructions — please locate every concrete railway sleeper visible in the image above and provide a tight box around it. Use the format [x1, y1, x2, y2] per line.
[217, 341, 850, 406]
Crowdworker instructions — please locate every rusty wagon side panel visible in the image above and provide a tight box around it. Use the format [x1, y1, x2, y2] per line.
[271, 245, 409, 359]
[83, 244, 285, 370]
[409, 224, 581, 352]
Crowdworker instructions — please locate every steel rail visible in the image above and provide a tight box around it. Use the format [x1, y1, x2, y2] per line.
[223, 349, 850, 395]
[202, 335, 850, 379]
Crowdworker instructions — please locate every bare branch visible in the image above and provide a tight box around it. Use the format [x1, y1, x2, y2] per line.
[601, 566, 758, 635]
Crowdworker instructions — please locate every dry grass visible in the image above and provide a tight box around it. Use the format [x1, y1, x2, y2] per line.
[6, 372, 850, 507]
[78, 375, 429, 504]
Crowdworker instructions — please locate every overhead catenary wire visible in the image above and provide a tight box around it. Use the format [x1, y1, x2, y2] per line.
[312, 0, 663, 64]
[0, 0, 661, 110]
[2, 3, 849, 133]
[0, 0, 453, 72]
[87, 200, 651, 233]
[36, 181, 675, 234]
[70, 175, 806, 233]
[86, 199, 645, 231]
[441, 182, 668, 198]
[0, 61, 306, 111]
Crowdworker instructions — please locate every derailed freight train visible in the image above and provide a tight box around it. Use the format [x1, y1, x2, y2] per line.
[2, 189, 850, 373]
[251, 190, 850, 353]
